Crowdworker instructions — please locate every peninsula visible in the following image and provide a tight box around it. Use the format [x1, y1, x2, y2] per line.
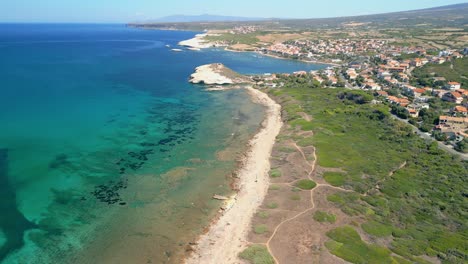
[189, 63, 249, 85]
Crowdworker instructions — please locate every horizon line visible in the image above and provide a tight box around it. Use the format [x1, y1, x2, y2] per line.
[1, 2, 467, 24]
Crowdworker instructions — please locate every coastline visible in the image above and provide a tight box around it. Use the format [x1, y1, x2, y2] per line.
[185, 86, 283, 264]
[178, 33, 213, 49]
[252, 51, 341, 67]
[178, 34, 339, 67]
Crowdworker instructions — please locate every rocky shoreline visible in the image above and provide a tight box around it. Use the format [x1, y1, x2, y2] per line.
[189, 63, 250, 85]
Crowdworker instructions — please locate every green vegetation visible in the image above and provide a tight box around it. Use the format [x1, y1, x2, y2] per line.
[313, 211, 337, 223]
[323, 172, 346, 186]
[412, 57, 468, 87]
[326, 226, 394, 263]
[257, 211, 270, 219]
[269, 168, 282, 178]
[204, 32, 261, 45]
[268, 185, 281, 191]
[290, 194, 301, 201]
[361, 221, 393, 237]
[254, 225, 269, 234]
[294, 179, 317, 190]
[268, 81, 467, 263]
[337, 90, 374, 104]
[278, 146, 296, 153]
[239, 245, 275, 264]
[455, 138, 468, 153]
[266, 202, 278, 209]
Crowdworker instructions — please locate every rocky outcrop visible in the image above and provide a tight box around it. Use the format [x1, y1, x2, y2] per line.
[189, 63, 249, 85]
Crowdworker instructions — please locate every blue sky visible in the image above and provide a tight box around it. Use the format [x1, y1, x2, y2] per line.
[1, 0, 466, 23]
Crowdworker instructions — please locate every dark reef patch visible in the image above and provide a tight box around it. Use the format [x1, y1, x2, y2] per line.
[48, 154, 70, 169]
[91, 178, 128, 205]
[0, 149, 38, 262]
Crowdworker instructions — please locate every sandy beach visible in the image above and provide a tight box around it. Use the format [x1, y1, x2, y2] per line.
[185, 86, 283, 264]
[178, 33, 213, 49]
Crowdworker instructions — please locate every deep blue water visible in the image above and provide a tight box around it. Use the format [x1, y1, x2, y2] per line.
[0, 24, 325, 263]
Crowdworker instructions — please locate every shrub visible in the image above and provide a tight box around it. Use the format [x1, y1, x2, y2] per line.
[239, 245, 275, 264]
[361, 221, 393, 237]
[257, 211, 270, 219]
[326, 226, 393, 263]
[266, 202, 278, 209]
[314, 211, 337, 223]
[268, 185, 281, 191]
[323, 172, 346, 186]
[269, 169, 282, 178]
[290, 194, 301, 201]
[295, 179, 317, 190]
[254, 225, 269, 234]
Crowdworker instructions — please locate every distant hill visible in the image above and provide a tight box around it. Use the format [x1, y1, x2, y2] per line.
[268, 2, 468, 30]
[147, 14, 267, 23]
[130, 3, 468, 30]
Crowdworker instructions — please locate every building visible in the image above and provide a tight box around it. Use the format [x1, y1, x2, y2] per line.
[448, 82, 461, 90]
[442, 92, 464, 104]
[408, 108, 419, 118]
[388, 96, 410, 107]
[438, 116, 468, 133]
[453, 106, 468, 116]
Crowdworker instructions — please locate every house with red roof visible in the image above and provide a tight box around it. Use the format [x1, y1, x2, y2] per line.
[453, 106, 468, 116]
[442, 92, 464, 104]
[448, 82, 461, 90]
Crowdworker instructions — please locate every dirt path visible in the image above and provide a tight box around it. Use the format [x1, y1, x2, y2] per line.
[364, 161, 407, 196]
[250, 142, 347, 264]
[255, 143, 405, 263]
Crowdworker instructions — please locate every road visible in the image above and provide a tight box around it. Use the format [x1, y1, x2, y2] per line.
[391, 115, 468, 160]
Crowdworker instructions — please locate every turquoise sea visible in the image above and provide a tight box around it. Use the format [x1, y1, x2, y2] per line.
[0, 24, 325, 263]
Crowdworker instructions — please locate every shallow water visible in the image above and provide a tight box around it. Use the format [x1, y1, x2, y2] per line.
[0, 24, 326, 263]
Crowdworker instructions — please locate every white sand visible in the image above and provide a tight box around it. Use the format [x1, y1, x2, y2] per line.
[190, 64, 234, 85]
[178, 34, 212, 49]
[185, 87, 283, 264]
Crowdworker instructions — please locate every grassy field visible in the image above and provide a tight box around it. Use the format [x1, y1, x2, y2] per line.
[268, 83, 467, 264]
[323, 171, 346, 186]
[204, 33, 262, 45]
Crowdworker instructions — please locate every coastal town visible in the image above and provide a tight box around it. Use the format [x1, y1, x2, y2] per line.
[175, 19, 468, 261]
[250, 40, 468, 154]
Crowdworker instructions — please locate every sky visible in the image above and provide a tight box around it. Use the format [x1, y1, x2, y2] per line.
[0, 0, 466, 23]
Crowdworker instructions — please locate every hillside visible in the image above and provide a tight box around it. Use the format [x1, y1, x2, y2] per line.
[145, 14, 267, 23]
[130, 3, 468, 31]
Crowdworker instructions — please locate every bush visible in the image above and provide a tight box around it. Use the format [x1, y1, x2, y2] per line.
[269, 168, 282, 178]
[266, 202, 278, 209]
[323, 172, 346, 186]
[254, 225, 269, 234]
[338, 90, 373, 104]
[295, 179, 317, 190]
[290, 194, 301, 200]
[361, 221, 393, 237]
[268, 185, 281, 191]
[239, 245, 275, 264]
[257, 211, 270, 219]
[314, 211, 337, 223]
[326, 226, 394, 263]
